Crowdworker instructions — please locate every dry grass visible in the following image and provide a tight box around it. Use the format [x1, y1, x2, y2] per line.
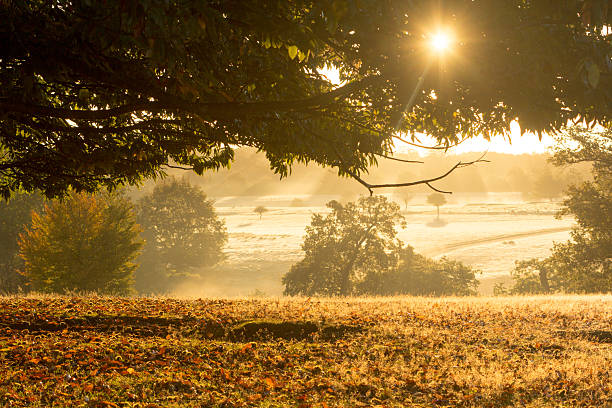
[0, 294, 610, 407]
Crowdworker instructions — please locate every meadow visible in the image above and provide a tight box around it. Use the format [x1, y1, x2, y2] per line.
[1, 295, 610, 407]
[193, 194, 573, 297]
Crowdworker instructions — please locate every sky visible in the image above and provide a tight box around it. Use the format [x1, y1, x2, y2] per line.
[397, 123, 556, 156]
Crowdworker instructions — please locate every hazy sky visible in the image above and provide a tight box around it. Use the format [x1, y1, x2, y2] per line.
[399, 124, 555, 156]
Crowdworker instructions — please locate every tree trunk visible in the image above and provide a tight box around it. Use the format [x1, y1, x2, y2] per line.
[539, 267, 550, 293]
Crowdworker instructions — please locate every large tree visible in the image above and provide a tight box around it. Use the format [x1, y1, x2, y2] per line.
[135, 177, 227, 293]
[509, 126, 612, 293]
[283, 196, 405, 296]
[2, 1, 612, 197]
[283, 195, 478, 296]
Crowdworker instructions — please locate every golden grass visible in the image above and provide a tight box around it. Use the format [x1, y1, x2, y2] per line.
[0, 294, 610, 407]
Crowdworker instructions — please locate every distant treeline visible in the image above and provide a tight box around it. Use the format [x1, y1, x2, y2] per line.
[160, 149, 591, 200]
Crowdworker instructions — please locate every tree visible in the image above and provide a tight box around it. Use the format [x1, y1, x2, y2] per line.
[135, 177, 227, 293]
[2, 1, 612, 197]
[509, 126, 612, 293]
[530, 168, 565, 201]
[254, 206, 268, 220]
[394, 190, 413, 210]
[18, 191, 142, 294]
[283, 195, 478, 296]
[0, 191, 43, 292]
[427, 193, 447, 219]
[283, 196, 405, 296]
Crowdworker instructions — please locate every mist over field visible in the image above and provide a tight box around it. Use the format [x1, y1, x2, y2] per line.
[134, 148, 588, 298]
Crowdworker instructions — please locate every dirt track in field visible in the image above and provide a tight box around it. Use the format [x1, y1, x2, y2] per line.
[422, 226, 572, 257]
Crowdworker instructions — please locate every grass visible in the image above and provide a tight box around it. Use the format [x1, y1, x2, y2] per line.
[0, 294, 610, 407]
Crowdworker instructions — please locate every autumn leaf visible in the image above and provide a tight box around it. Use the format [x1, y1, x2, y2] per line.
[264, 377, 275, 389]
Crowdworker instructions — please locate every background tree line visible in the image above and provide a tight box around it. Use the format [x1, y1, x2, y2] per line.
[1, 126, 609, 296]
[1, 179, 480, 297]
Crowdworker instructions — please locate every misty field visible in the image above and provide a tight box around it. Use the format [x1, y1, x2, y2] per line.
[1, 295, 610, 407]
[194, 195, 573, 297]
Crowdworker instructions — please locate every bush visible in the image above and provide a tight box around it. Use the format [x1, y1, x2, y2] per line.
[18, 191, 142, 294]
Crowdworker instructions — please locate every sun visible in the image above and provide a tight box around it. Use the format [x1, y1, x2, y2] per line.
[430, 31, 452, 53]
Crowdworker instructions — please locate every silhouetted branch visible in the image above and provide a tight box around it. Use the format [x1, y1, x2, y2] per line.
[164, 164, 193, 171]
[392, 134, 470, 151]
[293, 117, 489, 195]
[0, 76, 381, 121]
[375, 153, 424, 164]
[345, 152, 490, 195]
[322, 112, 470, 151]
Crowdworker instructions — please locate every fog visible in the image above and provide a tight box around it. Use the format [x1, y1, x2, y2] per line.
[138, 148, 589, 298]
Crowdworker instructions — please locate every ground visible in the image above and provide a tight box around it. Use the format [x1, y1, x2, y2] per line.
[1, 295, 610, 407]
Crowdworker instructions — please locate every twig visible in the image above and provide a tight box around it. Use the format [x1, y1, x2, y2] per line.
[375, 153, 424, 164]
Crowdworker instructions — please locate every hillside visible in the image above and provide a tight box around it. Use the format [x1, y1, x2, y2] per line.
[1, 295, 610, 407]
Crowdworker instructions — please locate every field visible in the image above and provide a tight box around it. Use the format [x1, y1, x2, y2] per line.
[1, 295, 610, 407]
[187, 194, 574, 297]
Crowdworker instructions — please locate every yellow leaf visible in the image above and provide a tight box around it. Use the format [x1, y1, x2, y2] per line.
[127, 367, 135, 375]
[287, 45, 299, 60]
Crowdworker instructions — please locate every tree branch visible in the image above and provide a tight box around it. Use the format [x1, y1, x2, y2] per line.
[393, 134, 471, 151]
[375, 153, 424, 164]
[345, 153, 490, 195]
[1, 76, 381, 121]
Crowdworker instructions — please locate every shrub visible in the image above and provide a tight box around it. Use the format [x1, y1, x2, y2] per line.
[18, 191, 142, 294]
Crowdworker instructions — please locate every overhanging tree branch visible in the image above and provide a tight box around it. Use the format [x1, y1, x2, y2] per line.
[295, 119, 489, 195]
[0, 76, 381, 121]
[344, 153, 490, 195]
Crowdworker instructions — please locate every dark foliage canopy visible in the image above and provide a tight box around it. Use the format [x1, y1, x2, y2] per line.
[2, 1, 612, 197]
